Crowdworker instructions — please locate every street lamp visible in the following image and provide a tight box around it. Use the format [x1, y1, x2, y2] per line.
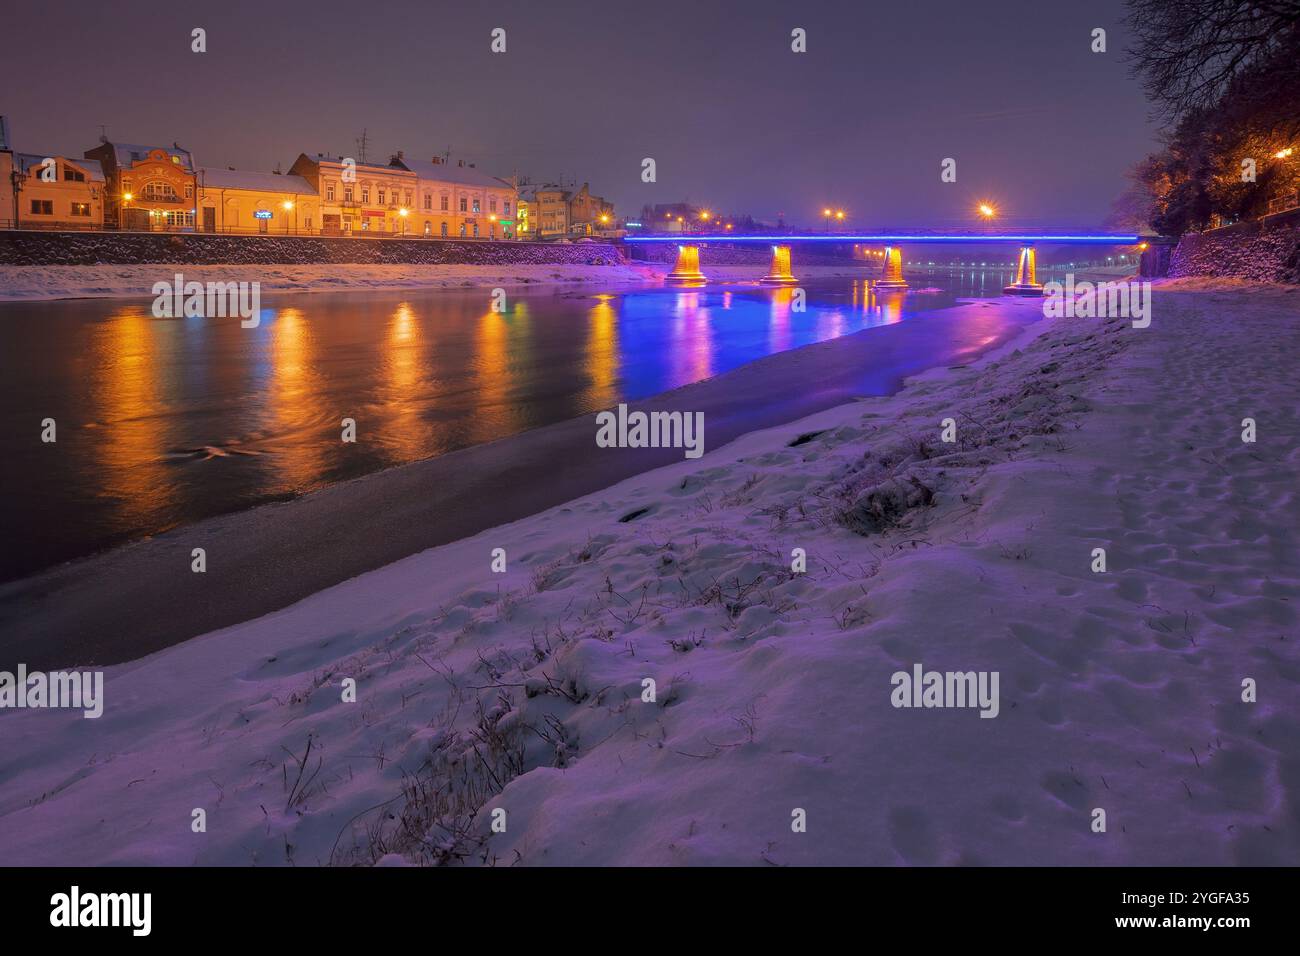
[282, 199, 295, 234]
[835, 210, 845, 232]
[823, 207, 832, 232]
[399, 207, 409, 235]
[1275, 147, 1294, 159]
[122, 192, 133, 231]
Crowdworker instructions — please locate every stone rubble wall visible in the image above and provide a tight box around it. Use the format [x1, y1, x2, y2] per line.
[0, 230, 626, 267]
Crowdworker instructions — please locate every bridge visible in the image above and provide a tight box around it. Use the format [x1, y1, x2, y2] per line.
[623, 233, 1146, 296]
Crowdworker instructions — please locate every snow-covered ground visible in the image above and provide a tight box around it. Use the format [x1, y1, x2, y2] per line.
[0, 283, 1296, 866]
[0, 262, 875, 301]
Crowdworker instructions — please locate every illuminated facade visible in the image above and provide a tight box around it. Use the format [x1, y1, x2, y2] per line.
[6, 153, 105, 230]
[289, 153, 417, 236]
[520, 182, 614, 238]
[389, 153, 517, 239]
[197, 168, 319, 234]
[84, 139, 197, 230]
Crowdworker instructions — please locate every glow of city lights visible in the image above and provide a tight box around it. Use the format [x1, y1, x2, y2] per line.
[1276, 147, 1294, 159]
[282, 201, 294, 210]
[399, 208, 409, 217]
[978, 203, 996, 218]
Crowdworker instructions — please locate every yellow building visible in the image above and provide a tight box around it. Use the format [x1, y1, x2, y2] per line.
[84, 139, 197, 230]
[289, 153, 418, 236]
[197, 168, 319, 234]
[389, 153, 518, 239]
[7, 154, 105, 230]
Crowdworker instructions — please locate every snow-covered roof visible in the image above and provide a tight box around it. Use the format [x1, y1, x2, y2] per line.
[390, 157, 513, 191]
[199, 168, 318, 196]
[15, 154, 105, 181]
[109, 142, 195, 170]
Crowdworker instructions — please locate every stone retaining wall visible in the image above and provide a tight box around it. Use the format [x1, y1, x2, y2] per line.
[0, 230, 625, 267]
[1168, 212, 1300, 283]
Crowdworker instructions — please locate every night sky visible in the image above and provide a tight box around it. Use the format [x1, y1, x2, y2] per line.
[7, 0, 1156, 229]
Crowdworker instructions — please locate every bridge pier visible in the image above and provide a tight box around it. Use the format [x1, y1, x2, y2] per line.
[874, 245, 908, 290]
[1003, 246, 1044, 296]
[760, 244, 798, 284]
[666, 244, 707, 285]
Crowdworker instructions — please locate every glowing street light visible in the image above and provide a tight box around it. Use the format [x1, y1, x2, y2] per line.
[823, 207, 832, 232]
[1275, 147, 1294, 159]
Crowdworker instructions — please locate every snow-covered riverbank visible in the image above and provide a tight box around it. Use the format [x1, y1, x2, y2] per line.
[0, 262, 876, 301]
[1, 282, 1296, 866]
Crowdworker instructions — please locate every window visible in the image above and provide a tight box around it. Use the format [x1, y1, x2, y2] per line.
[459, 197, 467, 212]
[441, 222, 448, 237]
[473, 222, 479, 237]
[362, 188, 370, 203]
[142, 181, 179, 201]
[70, 202, 91, 217]
[405, 191, 412, 206]
[326, 182, 336, 201]
[489, 197, 497, 213]
[459, 223, 466, 236]
[64, 167, 85, 182]
[503, 201, 510, 215]
[304, 217, 312, 230]
[423, 194, 432, 211]
[472, 198, 481, 213]
[185, 184, 193, 198]
[378, 189, 385, 205]
[344, 186, 354, 202]
[440, 195, 448, 211]
[30, 199, 53, 215]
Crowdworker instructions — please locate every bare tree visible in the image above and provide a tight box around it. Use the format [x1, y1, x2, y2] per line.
[1124, 1, 1300, 119]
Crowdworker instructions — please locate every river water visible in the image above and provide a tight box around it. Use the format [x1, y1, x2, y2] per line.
[0, 269, 1030, 581]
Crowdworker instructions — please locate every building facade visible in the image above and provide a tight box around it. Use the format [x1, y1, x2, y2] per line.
[197, 168, 318, 234]
[389, 153, 517, 239]
[519, 182, 614, 238]
[289, 153, 417, 236]
[10, 154, 105, 230]
[567, 182, 615, 236]
[84, 139, 197, 230]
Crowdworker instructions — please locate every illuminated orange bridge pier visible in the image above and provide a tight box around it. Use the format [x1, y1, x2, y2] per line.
[625, 233, 1146, 296]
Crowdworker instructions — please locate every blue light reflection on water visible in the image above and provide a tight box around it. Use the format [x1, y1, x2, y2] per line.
[0, 273, 1014, 579]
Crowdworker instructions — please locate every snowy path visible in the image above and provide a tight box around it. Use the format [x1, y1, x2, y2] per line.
[0, 283, 1296, 865]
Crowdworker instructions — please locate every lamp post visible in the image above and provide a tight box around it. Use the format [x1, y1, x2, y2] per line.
[399, 207, 409, 236]
[122, 192, 133, 231]
[835, 209, 845, 233]
[977, 202, 996, 236]
[10, 166, 23, 230]
[282, 199, 295, 235]
[823, 207, 831, 232]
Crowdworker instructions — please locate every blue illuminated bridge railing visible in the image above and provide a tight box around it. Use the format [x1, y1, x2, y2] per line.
[623, 234, 1144, 245]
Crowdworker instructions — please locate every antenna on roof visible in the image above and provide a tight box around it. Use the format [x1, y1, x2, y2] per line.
[97, 124, 108, 143]
[356, 129, 370, 164]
